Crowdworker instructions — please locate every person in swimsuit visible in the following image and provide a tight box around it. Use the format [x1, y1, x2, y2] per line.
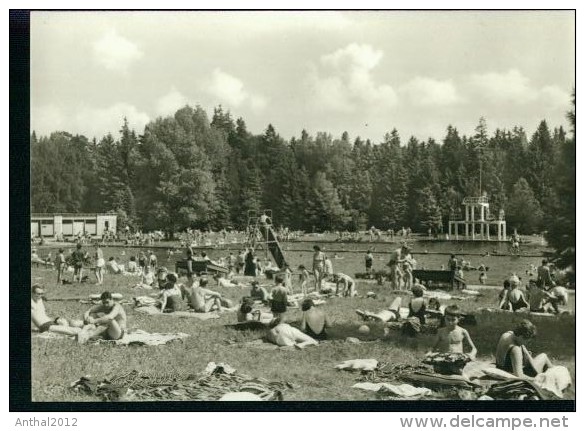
[158, 273, 184, 312]
[79, 291, 127, 344]
[266, 318, 318, 349]
[408, 284, 427, 324]
[356, 296, 403, 323]
[430, 305, 477, 359]
[495, 319, 553, 379]
[312, 245, 326, 291]
[250, 280, 269, 303]
[500, 279, 529, 311]
[269, 275, 288, 320]
[300, 299, 331, 340]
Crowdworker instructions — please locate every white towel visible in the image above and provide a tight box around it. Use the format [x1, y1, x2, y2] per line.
[335, 359, 378, 371]
[533, 366, 571, 398]
[353, 382, 432, 398]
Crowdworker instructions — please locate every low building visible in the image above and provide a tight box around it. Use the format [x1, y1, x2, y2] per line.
[30, 213, 117, 239]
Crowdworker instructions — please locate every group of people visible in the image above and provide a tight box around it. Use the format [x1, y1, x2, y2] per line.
[31, 284, 127, 344]
[498, 261, 569, 314]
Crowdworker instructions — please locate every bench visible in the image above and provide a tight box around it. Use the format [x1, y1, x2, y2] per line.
[175, 260, 229, 276]
[412, 270, 466, 290]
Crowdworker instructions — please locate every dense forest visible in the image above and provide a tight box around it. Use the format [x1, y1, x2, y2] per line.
[30, 94, 575, 270]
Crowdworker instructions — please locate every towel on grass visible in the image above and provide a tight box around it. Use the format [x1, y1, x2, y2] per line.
[353, 382, 432, 399]
[533, 366, 571, 398]
[134, 305, 220, 320]
[95, 329, 189, 346]
[335, 359, 379, 371]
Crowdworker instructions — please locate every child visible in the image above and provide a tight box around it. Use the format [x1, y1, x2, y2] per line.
[479, 272, 487, 285]
[269, 275, 288, 320]
[298, 265, 310, 295]
[408, 284, 428, 324]
[431, 305, 477, 360]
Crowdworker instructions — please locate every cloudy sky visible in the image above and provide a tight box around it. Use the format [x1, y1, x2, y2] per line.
[30, 10, 575, 143]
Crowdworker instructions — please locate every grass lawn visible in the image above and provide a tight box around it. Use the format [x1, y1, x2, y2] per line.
[30, 241, 574, 402]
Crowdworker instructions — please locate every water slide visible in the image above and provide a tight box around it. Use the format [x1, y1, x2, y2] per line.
[258, 224, 288, 269]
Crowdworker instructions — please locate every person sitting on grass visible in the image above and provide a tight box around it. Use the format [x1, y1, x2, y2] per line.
[136, 264, 155, 289]
[495, 319, 553, 379]
[269, 275, 288, 320]
[158, 273, 184, 313]
[250, 280, 269, 303]
[31, 284, 83, 337]
[106, 257, 123, 275]
[156, 267, 168, 289]
[408, 284, 428, 324]
[215, 273, 239, 288]
[300, 298, 331, 340]
[356, 296, 403, 323]
[236, 297, 273, 325]
[528, 280, 559, 314]
[79, 291, 127, 344]
[501, 279, 529, 312]
[183, 277, 224, 313]
[331, 273, 357, 297]
[429, 305, 477, 360]
[265, 317, 319, 349]
[126, 256, 138, 274]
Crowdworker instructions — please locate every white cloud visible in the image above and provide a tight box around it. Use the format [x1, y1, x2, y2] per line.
[156, 88, 189, 116]
[93, 29, 143, 72]
[309, 43, 398, 112]
[74, 103, 150, 138]
[401, 77, 461, 107]
[467, 69, 571, 112]
[206, 68, 267, 111]
[31, 104, 67, 135]
[468, 69, 537, 104]
[539, 85, 570, 108]
[32, 103, 150, 139]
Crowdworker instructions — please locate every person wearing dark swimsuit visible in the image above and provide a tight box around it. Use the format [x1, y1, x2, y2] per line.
[300, 299, 331, 340]
[495, 319, 553, 378]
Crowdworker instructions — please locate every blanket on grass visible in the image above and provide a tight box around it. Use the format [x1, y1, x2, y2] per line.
[70, 362, 292, 401]
[134, 305, 220, 320]
[94, 329, 189, 346]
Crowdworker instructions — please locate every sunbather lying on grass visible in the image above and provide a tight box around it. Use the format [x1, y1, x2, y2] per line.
[266, 318, 318, 349]
[356, 297, 402, 322]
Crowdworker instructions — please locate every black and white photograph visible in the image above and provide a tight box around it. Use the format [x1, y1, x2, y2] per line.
[17, 8, 576, 409]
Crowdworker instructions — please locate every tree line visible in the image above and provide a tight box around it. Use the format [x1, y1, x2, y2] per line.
[30, 95, 575, 271]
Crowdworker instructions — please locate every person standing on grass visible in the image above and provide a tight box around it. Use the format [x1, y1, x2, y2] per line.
[387, 245, 409, 290]
[495, 320, 553, 379]
[312, 245, 326, 291]
[365, 250, 374, 274]
[298, 265, 310, 295]
[536, 259, 554, 289]
[430, 305, 477, 359]
[269, 275, 289, 320]
[55, 248, 66, 284]
[79, 291, 127, 344]
[71, 243, 88, 283]
[94, 243, 105, 285]
[31, 284, 82, 337]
